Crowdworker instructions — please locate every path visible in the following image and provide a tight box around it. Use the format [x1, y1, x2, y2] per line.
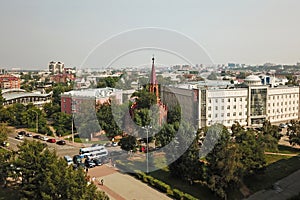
[265, 152, 299, 157]
[246, 167, 300, 200]
[88, 165, 172, 200]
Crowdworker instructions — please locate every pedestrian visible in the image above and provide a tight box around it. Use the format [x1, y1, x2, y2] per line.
[101, 179, 104, 186]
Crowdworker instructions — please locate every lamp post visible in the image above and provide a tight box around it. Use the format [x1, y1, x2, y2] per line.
[71, 113, 74, 143]
[31, 110, 38, 133]
[142, 125, 152, 173]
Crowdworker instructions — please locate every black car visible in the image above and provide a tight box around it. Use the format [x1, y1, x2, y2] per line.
[85, 159, 96, 168]
[18, 131, 26, 136]
[73, 155, 82, 165]
[93, 158, 103, 166]
[33, 135, 41, 139]
[56, 140, 66, 145]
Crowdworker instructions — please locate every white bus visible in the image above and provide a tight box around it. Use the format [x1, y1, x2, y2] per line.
[87, 149, 109, 159]
[79, 146, 105, 157]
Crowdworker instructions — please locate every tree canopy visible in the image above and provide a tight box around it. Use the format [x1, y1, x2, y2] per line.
[10, 140, 109, 200]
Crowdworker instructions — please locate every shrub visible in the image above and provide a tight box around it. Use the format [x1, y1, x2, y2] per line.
[183, 193, 198, 200]
[173, 189, 184, 200]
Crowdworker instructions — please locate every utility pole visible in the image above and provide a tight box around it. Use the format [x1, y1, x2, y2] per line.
[142, 125, 152, 173]
[71, 114, 74, 143]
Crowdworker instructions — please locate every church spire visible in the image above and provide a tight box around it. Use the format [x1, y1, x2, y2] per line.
[149, 56, 159, 102]
[150, 56, 157, 84]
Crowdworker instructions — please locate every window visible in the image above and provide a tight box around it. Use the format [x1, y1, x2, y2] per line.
[215, 99, 218, 103]
[239, 112, 242, 116]
[208, 114, 211, 118]
[221, 113, 224, 117]
[215, 106, 218, 110]
[227, 113, 230, 117]
[227, 105, 230, 109]
[215, 114, 218, 118]
[209, 99, 211, 103]
[233, 112, 236, 116]
[240, 98, 242, 102]
[234, 98, 236, 102]
[221, 106, 224, 110]
[233, 105, 236, 109]
[208, 107, 211, 111]
[228, 99, 231, 102]
[222, 99, 224, 103]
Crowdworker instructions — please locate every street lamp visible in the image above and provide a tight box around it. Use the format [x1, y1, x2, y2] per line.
[31, 110, 38, 133]
[141, 125, 152, 173]
[71, 113, 74, 143]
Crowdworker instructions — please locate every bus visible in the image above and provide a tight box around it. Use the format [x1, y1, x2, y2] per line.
[79, 146, 105, 157]
[87, 149, 109, 159]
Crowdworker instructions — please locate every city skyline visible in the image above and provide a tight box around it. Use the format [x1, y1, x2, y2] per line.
[0, 0, 300, 69]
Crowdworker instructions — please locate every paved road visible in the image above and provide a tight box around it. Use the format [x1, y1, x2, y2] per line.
[88, 165, 172, 200]
[7, 129, 173, 200]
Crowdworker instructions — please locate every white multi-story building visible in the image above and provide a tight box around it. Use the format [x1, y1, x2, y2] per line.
[48, 61, 64, 74]
[161, 75, 300, 128]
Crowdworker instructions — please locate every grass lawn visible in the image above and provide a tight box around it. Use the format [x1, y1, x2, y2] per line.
[265, 154, 291, 164]
[245, 156, 300, 192]
[117, 154, 218, 200]
[0, 188, 19, 200]
[277, 145, 300, 154]
[150, 169, 218, 200]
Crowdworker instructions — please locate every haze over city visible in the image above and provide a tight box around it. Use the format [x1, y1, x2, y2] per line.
[1, 0, 300, 69]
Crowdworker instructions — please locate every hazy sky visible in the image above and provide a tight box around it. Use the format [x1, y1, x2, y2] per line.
[0, 0, 299, 69]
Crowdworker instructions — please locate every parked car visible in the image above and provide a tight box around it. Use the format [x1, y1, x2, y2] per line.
[16, 135, 24, 140]
[1, 141, 9, 147]
[18, 131, 26, 136]
[93, 158, 103, 166]
[41, 136, 48, 141]
[64, 155, 73, 165]
[47, 138, 56, 143]
[92, 143, 103, 147]
[112, 142, 118, 147]
[279, 123, 287, 128]
[33, 135, 41, 139]
[73, 155, 82, 165]
[85, 159, 96, 168]
[56, 140, 66, 145]
[25, 133, 33, 137]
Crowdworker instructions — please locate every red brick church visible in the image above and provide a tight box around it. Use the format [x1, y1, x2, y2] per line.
[130, 57, 167, 126]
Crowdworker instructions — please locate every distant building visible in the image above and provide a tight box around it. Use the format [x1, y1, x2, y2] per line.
[50, 73, 75, 84]
[49, 61, 64, 74]
[0, 69, 7, 75]
[1, 89, 52, 107]
[61, 88, 123, 114]
[0, 74, 20, 89]
[161, 75, 300, 128]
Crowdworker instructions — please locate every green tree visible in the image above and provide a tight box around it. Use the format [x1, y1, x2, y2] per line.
[205, 125, 243, 199]
[0, 89, 5, 109]
[0, 123, 11, 144]
[14, 140, 109, 200]
[97, 102, 123, 138]
[132, 88, 157, 109]
[119, 135, 137, 151]
[52, 112, 72, 136]
[155, 123, 176, 147]
[287, 120, 300, 146]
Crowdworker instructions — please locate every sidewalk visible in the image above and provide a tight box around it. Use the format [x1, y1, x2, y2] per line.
[246, 168, 300, 200]
[88, 165, 172, 200]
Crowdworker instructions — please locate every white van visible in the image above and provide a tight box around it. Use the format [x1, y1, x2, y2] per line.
[64, 155, 73, 165]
